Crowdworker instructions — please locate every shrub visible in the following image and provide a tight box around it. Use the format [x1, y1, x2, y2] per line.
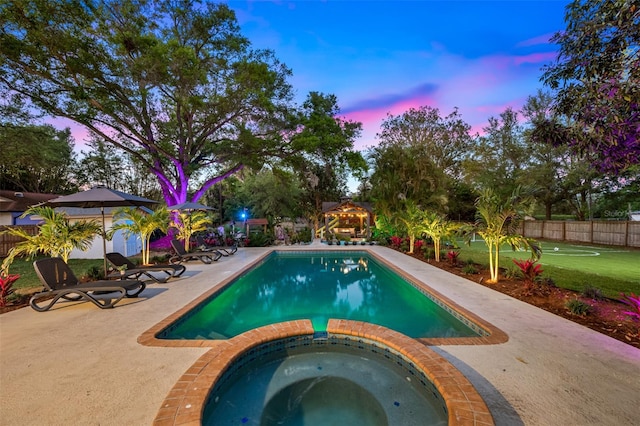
[504, 265, 522, 280]
[86, 265, 104, 280]
[298, 227, 313, 244]
[150, 254, 171, 264]
[462, 264, 477, 275]
[581, 285, 604, 300]
[414, 239, 424, 252]
[512, 259, 544, 282]
[566, 299, 592, 315]
[446, 250, 460, 266]
[619, 293, 640, 321]
[389, 235, 403, 249]
[246, 232, 273, 247]
[0, 273, 20, 308]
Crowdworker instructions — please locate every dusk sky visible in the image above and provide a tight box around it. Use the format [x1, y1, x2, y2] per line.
[227, 0, 571, 151]
[59, 0, 572, 154]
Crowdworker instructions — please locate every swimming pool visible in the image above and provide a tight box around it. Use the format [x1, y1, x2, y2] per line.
[158, 251, 483, 340]
[148, 249, 503, 425]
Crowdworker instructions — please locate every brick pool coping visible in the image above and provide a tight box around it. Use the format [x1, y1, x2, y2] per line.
[152, 319, 495, 425]
[141, 248, 505, 424]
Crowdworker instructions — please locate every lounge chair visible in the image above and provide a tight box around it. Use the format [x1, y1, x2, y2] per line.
[30, 257, 146, 312]
[195, 235, 238, 256]
[106, 252, 186, 283]
[169, 239, 221, 264]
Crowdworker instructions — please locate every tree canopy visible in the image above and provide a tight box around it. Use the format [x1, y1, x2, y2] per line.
[1, 0, 300, 204]
[368, 106, 472, 216]
[541, 0, 639, 173]
[0, 123, 77, 193]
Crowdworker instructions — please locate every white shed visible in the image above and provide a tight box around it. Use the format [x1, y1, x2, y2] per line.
[58, 207, 142, 259]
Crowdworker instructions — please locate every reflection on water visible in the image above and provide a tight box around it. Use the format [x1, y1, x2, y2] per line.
[162, 252, 479, 339]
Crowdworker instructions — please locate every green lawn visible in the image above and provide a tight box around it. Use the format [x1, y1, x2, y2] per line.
[455, 239, 640, 298]
[6, 240, 640, 300]
[7, 257, 105, 293]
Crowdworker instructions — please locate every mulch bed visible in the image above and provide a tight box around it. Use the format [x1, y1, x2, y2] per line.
[404, 251, 640, 350]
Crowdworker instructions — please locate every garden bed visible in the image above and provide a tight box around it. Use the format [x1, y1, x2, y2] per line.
[3, 249, 638, 350]
[404, 251, 639, 349]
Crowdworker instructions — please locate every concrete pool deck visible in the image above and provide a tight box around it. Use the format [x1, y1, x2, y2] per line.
[1, 245, 638, 425]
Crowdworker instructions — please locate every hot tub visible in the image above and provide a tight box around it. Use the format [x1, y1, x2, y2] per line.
[152, 320, 495, 425]
[204, 334, 448, 425]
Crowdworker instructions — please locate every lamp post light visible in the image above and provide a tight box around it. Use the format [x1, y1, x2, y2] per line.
[241, 208, 248, 237]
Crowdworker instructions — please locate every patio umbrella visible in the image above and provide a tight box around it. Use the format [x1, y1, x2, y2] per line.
[44, 186, 159, 276]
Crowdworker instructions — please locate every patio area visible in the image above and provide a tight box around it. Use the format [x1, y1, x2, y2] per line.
[1, 244, 638, 425]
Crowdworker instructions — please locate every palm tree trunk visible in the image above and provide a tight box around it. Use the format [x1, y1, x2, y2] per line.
[488, 242, 500, 283]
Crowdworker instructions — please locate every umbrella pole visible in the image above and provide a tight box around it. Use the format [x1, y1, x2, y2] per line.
[101, 207, 108, 278]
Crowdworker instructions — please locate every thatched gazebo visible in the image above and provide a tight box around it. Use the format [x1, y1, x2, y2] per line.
[320, 197, 373, 240]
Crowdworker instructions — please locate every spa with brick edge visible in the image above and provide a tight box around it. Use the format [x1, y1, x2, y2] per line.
[152, 319, 494, 425]
[144, 248, 505, 425]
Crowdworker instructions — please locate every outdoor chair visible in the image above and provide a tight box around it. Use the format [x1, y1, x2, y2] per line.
[195, 235, 238, 256]
[106, 252, 186, 283]
[30, 257, 146, 312]
[170, 238, 221, 264]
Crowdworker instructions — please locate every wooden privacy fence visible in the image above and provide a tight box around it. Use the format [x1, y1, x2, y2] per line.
[519, 220, 640, 248]
[0, 225, 39, 257]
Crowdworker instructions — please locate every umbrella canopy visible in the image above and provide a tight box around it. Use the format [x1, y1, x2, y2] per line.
[46, 186, 159, 209]
[45, 186, 159, 275]
[167, 201, 215, 211]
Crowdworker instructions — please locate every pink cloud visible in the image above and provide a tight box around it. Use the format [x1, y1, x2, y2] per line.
[513, 52, 557, 65]
[341, 83, 438, 115]
[517, 33, 555, 47]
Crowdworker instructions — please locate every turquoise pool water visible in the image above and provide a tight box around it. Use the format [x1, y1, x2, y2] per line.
[203, 336, 449, 425]
[159, 251, 481, 339]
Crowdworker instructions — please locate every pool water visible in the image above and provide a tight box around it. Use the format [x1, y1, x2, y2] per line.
[202, 336, 449, 425]
[159, 251, 480, 339]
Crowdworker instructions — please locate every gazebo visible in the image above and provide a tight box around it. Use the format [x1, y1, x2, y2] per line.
[320, 197, 374, 240]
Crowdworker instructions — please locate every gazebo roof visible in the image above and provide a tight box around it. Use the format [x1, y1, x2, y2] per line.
[322, 199, 372, 215]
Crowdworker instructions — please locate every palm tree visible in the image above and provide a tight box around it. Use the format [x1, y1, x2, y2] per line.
[394, 200, 426, 254]
[170, 210, 211, 252]
[0, 206, 101, 273]
[421, 212, 461, 262]
[110, 206, 169, 265]
[471, 187, 540, 283]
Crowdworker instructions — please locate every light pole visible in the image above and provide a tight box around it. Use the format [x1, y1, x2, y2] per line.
[241, 208, 248, 237]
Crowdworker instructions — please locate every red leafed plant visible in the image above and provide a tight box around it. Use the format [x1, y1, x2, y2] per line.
[512, 258, 544, 282]
[446, 250, 460, 266]
[0, 274, 20, 308]
[620, 293, 640, 322]
[414, 240, 424, 252]
[390, 236, 403, 249]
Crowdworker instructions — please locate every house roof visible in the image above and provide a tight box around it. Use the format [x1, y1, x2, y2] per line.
[0, 190, 59, 212]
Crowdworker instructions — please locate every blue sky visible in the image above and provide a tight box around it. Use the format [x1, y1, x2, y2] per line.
[227, 0, 570, 150]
